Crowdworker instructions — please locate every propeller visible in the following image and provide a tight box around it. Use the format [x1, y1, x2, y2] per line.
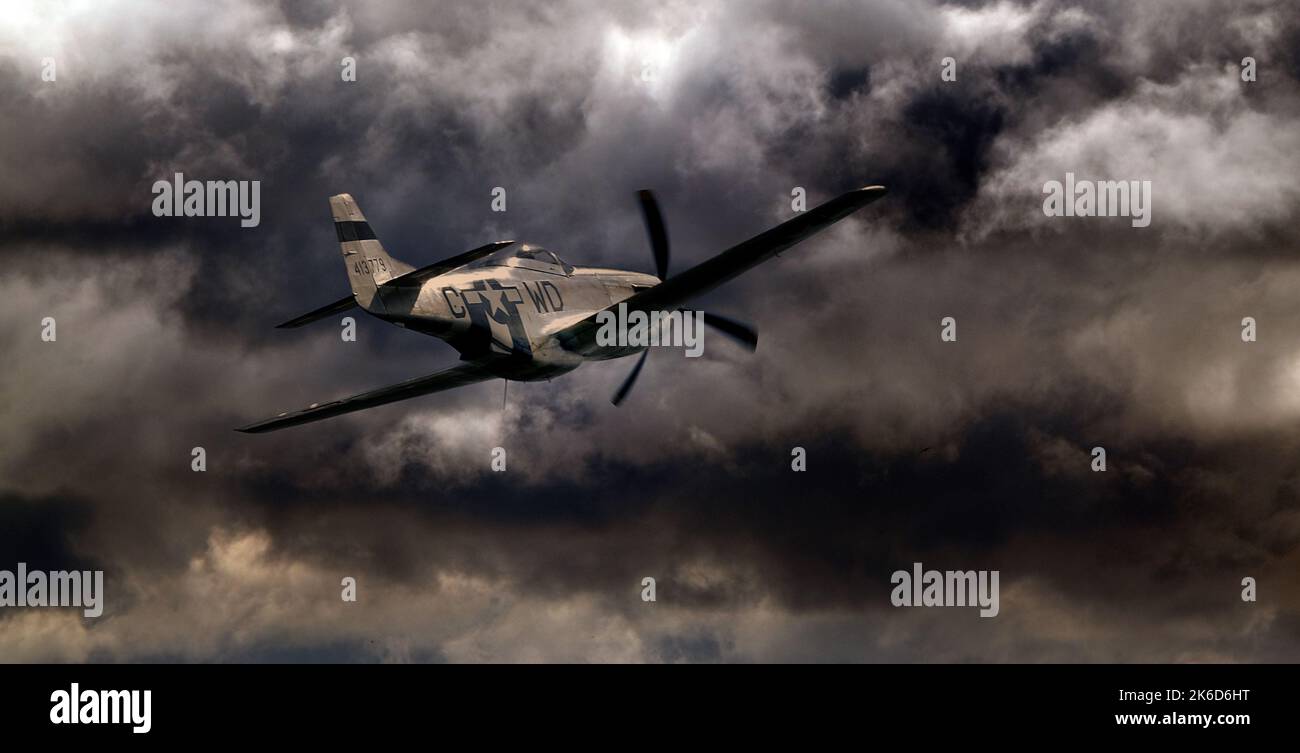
[611, 349, 650, 406]
[610, 190, 758, 404]
[637, 189, 670, 280]
[699, 311, 758, 352]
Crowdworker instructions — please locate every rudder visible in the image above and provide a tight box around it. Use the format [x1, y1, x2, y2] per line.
[330, 193, 413, 311]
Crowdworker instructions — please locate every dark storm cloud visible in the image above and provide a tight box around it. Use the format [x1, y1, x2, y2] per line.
[1, 0, 1299, 661]
[0, 492, 99, 575]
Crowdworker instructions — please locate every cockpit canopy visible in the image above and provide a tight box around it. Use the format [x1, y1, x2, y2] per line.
[468, 243, 574, 276]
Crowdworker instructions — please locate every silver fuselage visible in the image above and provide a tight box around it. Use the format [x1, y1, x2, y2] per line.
[369, 256, 659, 380]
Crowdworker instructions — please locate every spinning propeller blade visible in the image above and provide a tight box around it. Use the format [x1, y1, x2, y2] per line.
[637, 189, 670, 281]
[700, 311, 758, 352]
[613, 192, 759, 405]
[611, 350, 650, 406]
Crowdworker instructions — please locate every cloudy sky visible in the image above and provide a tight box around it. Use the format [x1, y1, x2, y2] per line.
[1, 0, 1298, 662]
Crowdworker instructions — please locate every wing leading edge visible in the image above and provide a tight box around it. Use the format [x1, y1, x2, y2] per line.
[557, 185, 886, 354]
[236, 362, 499, 433]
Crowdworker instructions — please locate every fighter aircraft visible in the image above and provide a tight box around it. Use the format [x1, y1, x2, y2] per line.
[237, 185, 886, 432]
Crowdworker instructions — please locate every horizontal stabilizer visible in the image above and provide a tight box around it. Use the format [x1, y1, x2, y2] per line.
[273, 240, 516, 328]
[381, 240, 516, 288]
[275, 294, 357, 329]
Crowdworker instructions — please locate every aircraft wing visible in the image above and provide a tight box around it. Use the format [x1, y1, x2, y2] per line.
[556, 185, 886, 354]
[236, 361, 498, 433]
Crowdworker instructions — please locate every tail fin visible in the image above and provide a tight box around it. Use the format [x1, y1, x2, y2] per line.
[329, 193, 413, 311]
